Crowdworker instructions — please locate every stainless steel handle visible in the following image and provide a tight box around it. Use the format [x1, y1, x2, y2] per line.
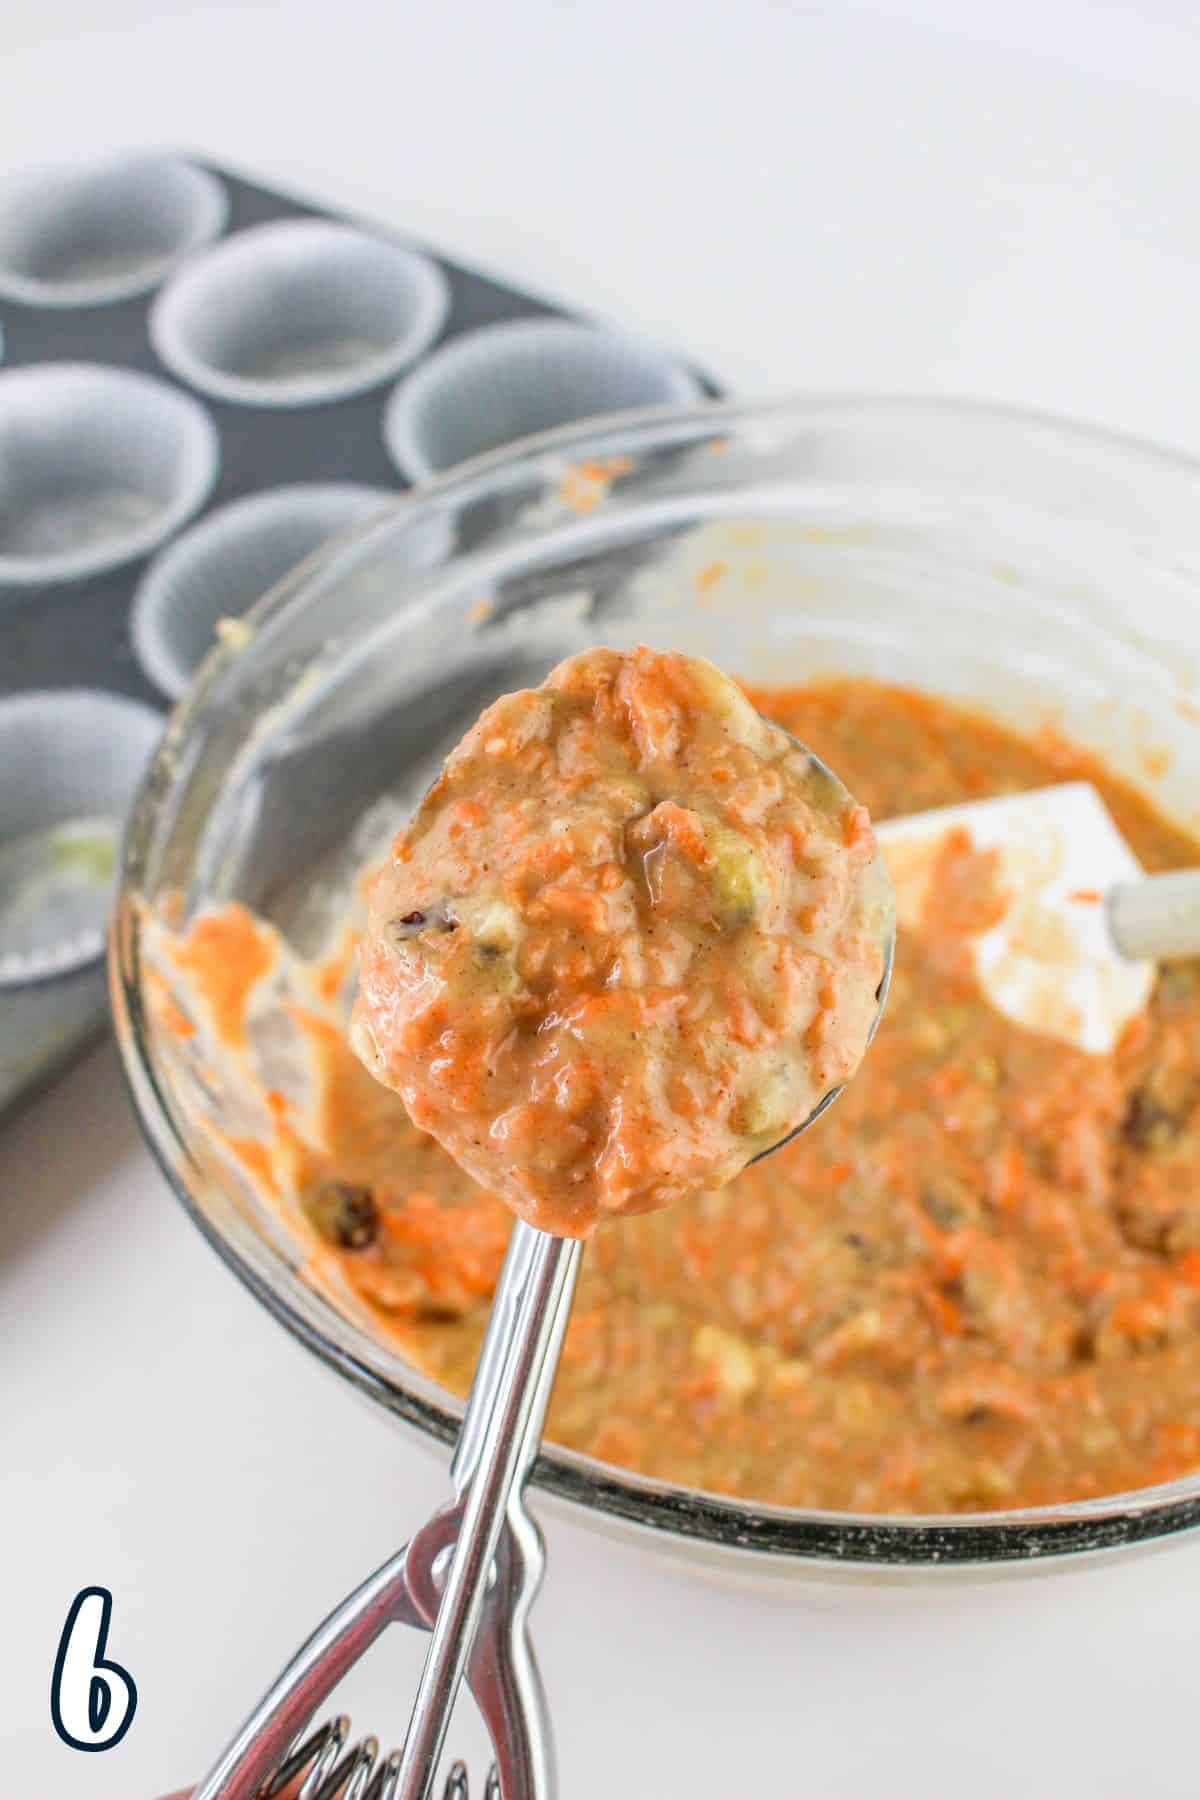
[191, 1220, 582, 1800]
[396, 1223, 580, 1800]
[190, 1543, 426, 1800]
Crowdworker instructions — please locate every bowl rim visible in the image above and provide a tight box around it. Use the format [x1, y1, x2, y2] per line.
[129, 479, 396, 699]
[111, 391, 1200, 1568]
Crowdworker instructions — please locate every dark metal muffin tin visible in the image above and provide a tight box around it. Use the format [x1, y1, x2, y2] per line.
[0, 153, 716, 1120]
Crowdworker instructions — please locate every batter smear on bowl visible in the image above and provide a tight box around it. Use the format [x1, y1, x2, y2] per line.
[349, 646, 891, 1236]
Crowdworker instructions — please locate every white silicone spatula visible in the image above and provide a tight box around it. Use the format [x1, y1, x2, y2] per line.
[876, 782, 1200, 1054]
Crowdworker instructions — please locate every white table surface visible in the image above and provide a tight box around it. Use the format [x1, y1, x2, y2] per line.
[6, 5, 1200, 1796]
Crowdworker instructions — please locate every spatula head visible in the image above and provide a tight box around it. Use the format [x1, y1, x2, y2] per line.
[877, 782, 1152, 1055]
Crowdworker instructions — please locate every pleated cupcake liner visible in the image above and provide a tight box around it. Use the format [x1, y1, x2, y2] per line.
[0, 362, 219, 587]
[382, 318, 702, 482]
[131, 482, 396, 698]
[0, 153, 227, 309]
[0, 689, 161, 986]
[150, 219, 450, 408]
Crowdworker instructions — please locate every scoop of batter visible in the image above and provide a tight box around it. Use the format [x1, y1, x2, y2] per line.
[351, 645, 891, 1236]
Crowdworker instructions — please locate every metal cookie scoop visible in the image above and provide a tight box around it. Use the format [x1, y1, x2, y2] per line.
[192, 1218, 576, 1800]
[190, 972, 893, 1800]
[190, 757, 894, 1800]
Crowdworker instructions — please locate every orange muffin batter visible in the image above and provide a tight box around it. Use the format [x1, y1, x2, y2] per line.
[351, 647, 890, 1235]
[150, 676, 1200, 1514]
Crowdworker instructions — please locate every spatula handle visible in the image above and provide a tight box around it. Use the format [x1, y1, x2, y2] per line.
[1110, 871, 1200, 963]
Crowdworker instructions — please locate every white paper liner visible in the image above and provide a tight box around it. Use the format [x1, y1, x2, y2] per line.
[131, 482, 396, 698]
[0, 363, 219, 587]
[382, 318, 702, 481]
[0, 154, 227, 308]
[149, 220, 450, 408]
[0, 690, 161, 985]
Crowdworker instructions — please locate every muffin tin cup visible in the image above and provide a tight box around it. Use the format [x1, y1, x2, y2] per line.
[0, 153, 227, 309]
[149, 220, 451, 409]
[382, 318, 703, 482]
[0, 153, 718, 1119]
[0, 690, 161, 986]
[0, 363, 219, 588]
[131, 482, 397, 699]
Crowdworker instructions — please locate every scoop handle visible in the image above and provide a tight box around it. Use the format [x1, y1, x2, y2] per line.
[1110, 871, 1200, 962]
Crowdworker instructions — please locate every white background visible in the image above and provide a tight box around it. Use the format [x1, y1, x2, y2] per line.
[5, 4, 1200, 1796]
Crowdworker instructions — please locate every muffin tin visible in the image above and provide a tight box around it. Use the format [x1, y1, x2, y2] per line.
[0, 152, 714, 1119]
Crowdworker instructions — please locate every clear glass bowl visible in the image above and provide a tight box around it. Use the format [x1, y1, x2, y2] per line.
[111, 397, 1200, 1571]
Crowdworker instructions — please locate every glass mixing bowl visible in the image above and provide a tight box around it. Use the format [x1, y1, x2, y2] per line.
[112, 397, 1200, 1571]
